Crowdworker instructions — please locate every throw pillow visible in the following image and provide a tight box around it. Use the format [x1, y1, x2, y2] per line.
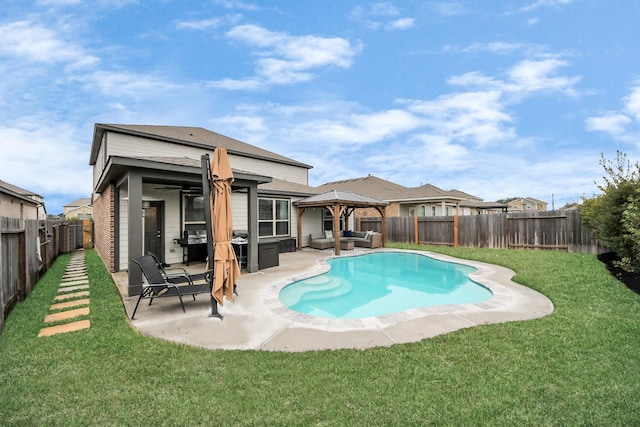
[364, 230, 373, 240]
[325, 230, 333, 239]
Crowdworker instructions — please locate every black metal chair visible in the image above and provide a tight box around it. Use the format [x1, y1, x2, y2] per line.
[130, 254, 212, 319]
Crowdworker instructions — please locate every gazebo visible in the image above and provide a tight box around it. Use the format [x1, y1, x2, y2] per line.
[294, 190, 388, 255]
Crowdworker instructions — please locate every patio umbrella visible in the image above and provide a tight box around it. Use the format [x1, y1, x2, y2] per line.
[207, 147, 241, 307]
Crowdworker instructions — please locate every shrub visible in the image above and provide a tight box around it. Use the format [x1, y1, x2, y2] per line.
[580, 151, 640, 271]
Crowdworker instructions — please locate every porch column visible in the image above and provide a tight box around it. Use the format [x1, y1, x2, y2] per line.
[246, 183, 259, 273]
[127, 171, 143, 296]
[333, 204, 341, 256]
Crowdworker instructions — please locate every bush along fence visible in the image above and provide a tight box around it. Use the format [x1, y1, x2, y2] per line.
[0, 217, 93, 333]
[360, 210, 606, 254]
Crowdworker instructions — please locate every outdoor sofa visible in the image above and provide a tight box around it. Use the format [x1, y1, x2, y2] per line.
[309, 230, 382, 250]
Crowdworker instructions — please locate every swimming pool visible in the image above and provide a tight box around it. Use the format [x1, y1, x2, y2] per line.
[279, 251, 493, 319]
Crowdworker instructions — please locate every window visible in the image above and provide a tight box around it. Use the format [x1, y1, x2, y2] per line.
[184, 195, 206, 232]
[323, 208, 331, 231]
[419, 205, 427, 217]
[431, 206, 436, 216]
[259, 198, 290, 237]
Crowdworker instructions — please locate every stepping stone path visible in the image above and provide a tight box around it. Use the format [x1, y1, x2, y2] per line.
[38, 251, 91, 337]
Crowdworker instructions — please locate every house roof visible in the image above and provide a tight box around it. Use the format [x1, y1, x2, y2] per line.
[64, 197, 92, 208]
[312, 174, 507, 210]
[0, 179, 41, 205]
[447, 189, 483, 202]
[90, 124, 312, 169]
[395, 183, 450, 200]
[316, 175, 468, 202]
[315, 175, 408, 200]
[509, 197, 547, 205]
[258, 178, 319, 197]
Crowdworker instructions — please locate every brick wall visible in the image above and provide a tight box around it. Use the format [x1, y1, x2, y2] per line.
[93, 184, 115, 272]
[353, 202, 398, 228]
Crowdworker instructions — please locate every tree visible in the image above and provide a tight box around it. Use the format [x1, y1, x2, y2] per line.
[580, 151, 640, 271]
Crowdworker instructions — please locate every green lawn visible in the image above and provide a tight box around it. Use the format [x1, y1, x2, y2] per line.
[1, 246, 639, 426]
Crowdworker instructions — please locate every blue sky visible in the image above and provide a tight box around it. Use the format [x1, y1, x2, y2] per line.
[1, 0, 639, 214]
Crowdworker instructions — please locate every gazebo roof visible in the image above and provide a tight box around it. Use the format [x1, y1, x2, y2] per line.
[294, 190, 388, 208]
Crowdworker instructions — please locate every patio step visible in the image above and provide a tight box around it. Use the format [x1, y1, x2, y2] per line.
[38, 251, 92, 338]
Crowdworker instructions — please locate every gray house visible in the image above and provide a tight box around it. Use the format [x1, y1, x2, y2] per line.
[89, 124, 319, 295]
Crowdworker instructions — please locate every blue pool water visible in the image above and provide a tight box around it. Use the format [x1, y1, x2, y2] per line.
[279, 252, 492, 319]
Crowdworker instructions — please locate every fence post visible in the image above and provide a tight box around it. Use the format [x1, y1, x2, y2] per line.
[414, 216, 419, 245]
[453, 215, 459, 248]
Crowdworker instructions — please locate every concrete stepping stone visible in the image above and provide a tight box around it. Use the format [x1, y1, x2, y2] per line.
[50, 299, 90, 311]
[44, 307, 90, 323]
[63, 271, 87, 278]
[37, 252, 92, 338]
[54, 291, 89, 301]
[58, 284, 89, 293]
[60, 279, 89, 287]
[38, 320, 91, 337]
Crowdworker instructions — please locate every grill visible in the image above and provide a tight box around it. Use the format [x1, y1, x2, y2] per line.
[178, 230, 208, 265]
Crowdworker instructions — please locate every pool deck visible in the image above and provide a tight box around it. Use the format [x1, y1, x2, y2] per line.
[114, 248, 554, 352]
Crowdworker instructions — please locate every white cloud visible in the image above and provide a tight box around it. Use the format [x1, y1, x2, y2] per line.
[212, 24, 358, 89]
[76, 70, 183, 98]
[626, 85, 640, 121]
[586, 114, 632, 135]
[212, 0, 260, 11]
[350, 2, 414, 31]
[586, 83, 640, 143]
[177, 18, 226, 30]
[428, 2, 466, 16]
[176, 14, 242, 30]
[403, 90, 514, 147]
[0, 21, 98, 68]
[506, 58, 579, 96]
[0, 125, 91, 199]
[519, 0, 574, 13]
[387, 18, 414, 30]
[38, 0, 83, 5]
[293, 109, 422, 147]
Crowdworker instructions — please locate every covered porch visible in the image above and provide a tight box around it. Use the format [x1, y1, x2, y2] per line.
[93, 155, 271, 296]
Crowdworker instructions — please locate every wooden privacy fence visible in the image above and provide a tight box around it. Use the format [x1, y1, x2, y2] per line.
[361, 210, 606, 254]
[0, 217, 94, 333]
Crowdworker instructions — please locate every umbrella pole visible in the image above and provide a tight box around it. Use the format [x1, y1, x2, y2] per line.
[202, 154, 223, 320]
[209, 295, 222, 319]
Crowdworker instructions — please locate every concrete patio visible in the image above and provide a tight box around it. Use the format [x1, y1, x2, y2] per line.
[113, 248, 554, 352]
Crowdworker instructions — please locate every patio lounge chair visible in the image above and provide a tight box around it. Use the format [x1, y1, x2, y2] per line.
[147, 251, 196, 283]
[130, 255, 212, 319]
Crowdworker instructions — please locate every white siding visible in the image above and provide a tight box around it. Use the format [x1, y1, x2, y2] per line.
[118, 185, 184, 270]
[106, 133, 308, 184]
[93, 135, 107, 191]
[300, 207, 324, 246]
[230, 156, 308, 184]
[231, 192, 248, 232]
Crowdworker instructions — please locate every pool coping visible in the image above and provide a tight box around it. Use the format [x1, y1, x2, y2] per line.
[125, 248, 554, 352]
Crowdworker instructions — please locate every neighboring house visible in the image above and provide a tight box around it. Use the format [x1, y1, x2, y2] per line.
[507, 197, 548, 212]
[63, 197, 93, 220]
[314, 175, 506, 226]
[0, 179, 45, 224]
[89, 124, 320, 296]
